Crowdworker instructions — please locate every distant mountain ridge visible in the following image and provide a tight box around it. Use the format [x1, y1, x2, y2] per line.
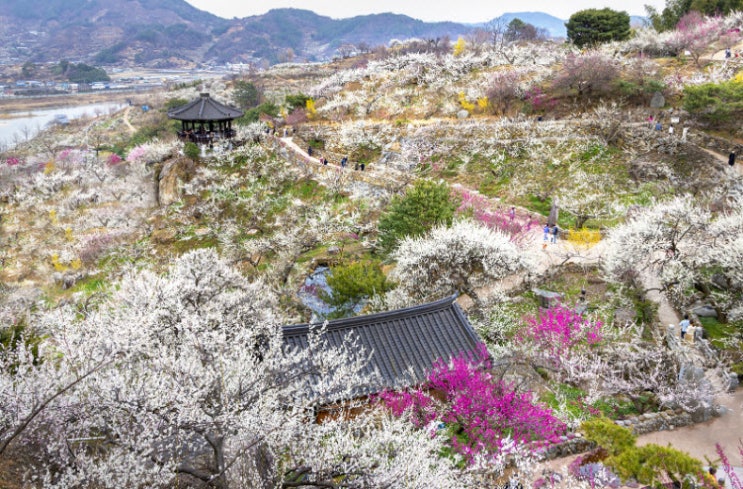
[0, 1, 572, 67]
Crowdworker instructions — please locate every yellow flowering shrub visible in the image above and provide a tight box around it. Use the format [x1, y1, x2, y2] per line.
[566, 228, 602, 248]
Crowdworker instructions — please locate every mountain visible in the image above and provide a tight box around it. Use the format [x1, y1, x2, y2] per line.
[492, 12, 568, 38]
[0, 0, 229, 67]
[206, 9, 469, 64]
[0, 1, 570, 67]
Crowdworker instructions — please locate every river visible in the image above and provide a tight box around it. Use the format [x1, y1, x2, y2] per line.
[0, 101, 125, 149]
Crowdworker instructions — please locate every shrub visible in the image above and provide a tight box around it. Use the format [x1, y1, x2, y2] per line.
[322, 260, 391, 318]
[285, 93, 310, 109]
[684, 80, 743, 125]
[581, 418, 636, 456]
[184, 142, 200, 161]
[609, 444, 705, 488]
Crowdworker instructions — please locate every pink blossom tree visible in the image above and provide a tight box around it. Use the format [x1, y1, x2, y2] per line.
[379, 345, 566, 464]
[668, 13, 725, 68]
[517, 305, 604, 364]
[454, 188, 539, 243]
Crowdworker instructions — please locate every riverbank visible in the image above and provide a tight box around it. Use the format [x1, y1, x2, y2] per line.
[0, 91, 151, 112]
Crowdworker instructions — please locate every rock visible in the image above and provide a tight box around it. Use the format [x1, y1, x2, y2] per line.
[726, 373, 740, 392]
[247, 229, 260, 235]
[693, 305, 718, 318]
[532, 288, 563, 308]
[194, 227, 211, 236]
[152, 228, 177, 244]
[650, 92, 665, 108]
[456, 110, 469, 119]
[327, 246, 341, 255]
[711, 274, 730, 290]
[691, 405, 714, 423]
[614, 307, 636, 326]
[679, 364, 705, 384]
[158, 160, 181, 206]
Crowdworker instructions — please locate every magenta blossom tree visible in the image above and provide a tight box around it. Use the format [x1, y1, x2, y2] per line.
[379, 344, 566, 464]
[454, 188, 538, 243]
[518, 305, 604, 362]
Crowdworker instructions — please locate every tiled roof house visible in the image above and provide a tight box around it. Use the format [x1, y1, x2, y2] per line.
[282, 295, 483, 399]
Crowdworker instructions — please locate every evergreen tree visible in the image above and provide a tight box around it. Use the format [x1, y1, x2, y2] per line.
[566, 8, 631, 47]
[377, 180, 457, 255]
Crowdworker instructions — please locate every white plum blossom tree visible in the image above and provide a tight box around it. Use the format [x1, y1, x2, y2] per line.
[603, 196, 743, 321]
[391, 220, 532, 310]
[1, 249, 468, 488]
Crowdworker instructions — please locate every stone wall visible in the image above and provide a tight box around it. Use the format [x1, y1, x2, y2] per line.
[615, 409, 695, 435]
[538, 409, 712, 461]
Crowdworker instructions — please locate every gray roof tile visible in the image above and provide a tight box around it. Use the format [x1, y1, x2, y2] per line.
[282, 295, 483, 398]
[167, 93, 244, 121]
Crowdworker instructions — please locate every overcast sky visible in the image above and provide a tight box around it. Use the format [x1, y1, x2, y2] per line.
[184, 0, 666, 23]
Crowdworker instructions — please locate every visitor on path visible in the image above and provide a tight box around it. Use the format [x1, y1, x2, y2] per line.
[543, 225, 550, 242]
[669, 125, 674, 135]
[360, 163, 365, 171]
[308, 146, 313, 157]
[341, 156, 348, 168]
[550, 225, 559, 243]
[679, 314, 691, 340]
[725, 47, 732, 59]
[509, 206, 516, 221]
[354, 163, 359, 171]
[729, 151, 736, 167]
[655, 122, 662, 131]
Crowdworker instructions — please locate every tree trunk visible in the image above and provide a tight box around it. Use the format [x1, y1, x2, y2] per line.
[206, 433, 229, 489]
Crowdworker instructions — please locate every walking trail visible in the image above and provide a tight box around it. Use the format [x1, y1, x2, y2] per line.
[122, 105, 136, 135]
[545, 389, 743, 487]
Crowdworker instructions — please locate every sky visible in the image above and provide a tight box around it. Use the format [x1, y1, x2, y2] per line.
[184, 0, 667, 23]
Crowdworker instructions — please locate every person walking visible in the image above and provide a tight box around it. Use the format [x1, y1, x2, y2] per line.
[509, 206, 516, 221]
[551, 225, 559, 244]
[543, 224, 550, 242]
[729, 151, 736, 167]
[679, 314, 691, 340]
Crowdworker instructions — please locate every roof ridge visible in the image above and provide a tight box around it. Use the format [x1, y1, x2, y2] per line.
[283, 295, 459, 335]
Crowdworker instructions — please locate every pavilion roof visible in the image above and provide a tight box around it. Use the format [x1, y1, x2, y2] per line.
[167, 93, 243, 121]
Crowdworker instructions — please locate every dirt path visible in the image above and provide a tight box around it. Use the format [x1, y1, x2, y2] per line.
[701, 147, 743, 176]
[122, 105, 136, 135]
[544, 389, 743, 486]
[638, 389, 743, 459]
